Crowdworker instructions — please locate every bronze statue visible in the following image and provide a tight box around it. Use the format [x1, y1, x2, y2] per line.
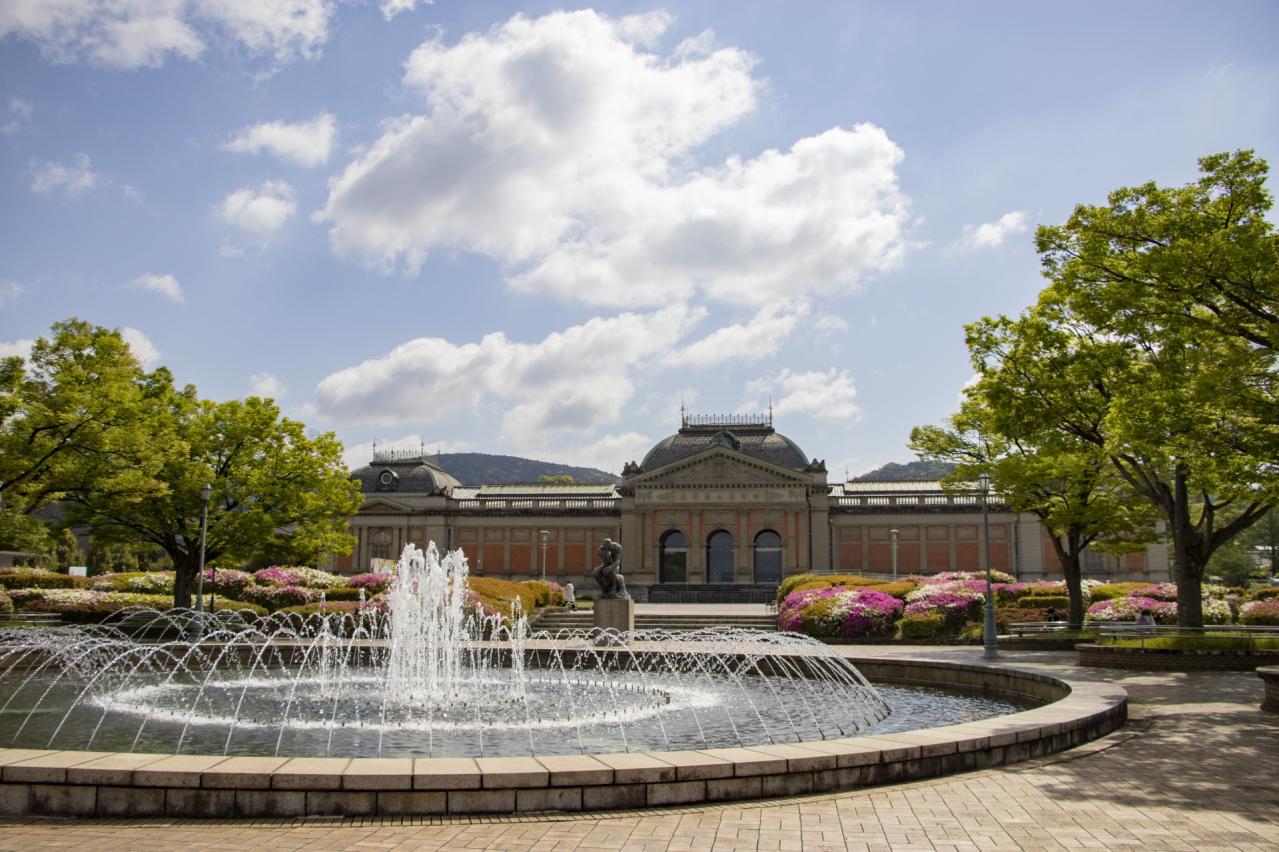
[592, 538, 628, 598]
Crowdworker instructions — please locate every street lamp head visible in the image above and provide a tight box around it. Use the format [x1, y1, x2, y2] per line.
[978, 471, 990, 492]
[201, 483, 212, 503]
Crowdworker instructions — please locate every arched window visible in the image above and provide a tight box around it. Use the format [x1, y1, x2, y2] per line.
[707, 530, 734, 584]
[659, 529, 688, 583]
[369, 529, 392, 562]
[754, 529, 783, 584]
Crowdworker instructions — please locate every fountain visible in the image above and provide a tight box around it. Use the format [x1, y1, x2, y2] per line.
[0, 542, 1131, 818]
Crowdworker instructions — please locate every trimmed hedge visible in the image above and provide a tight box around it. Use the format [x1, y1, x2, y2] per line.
[468, 577, 541, 619]
[865, 580, 917, 600]
[1245, 585, 1279, 602]
[1087, 582, 1148, 602]
[899, 612, 948, 640]
[1019, 594, 1069, 610]
[0, 569, 88, 590]
[90, 571, 174, 594]
[0, 588, 12, 615]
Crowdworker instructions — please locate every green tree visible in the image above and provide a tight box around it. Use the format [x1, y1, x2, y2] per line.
[537, 474, 575, 484]
[1032, 151, 1279, 625]
[68, 394, 364, 607]
[912, 376, 1153, 628]
[0, 320, 170, 550]
[966, 300, 1272, 626]
[53, 528, 85, 569]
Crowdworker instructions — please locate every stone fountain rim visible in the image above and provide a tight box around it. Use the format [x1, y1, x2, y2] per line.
[0, 655, 1127, 818]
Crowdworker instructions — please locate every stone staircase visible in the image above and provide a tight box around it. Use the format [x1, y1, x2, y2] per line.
[532, 609, 778, 633]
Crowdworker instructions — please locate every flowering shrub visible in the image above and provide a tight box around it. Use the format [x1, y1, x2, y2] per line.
[316, 587, 364, 602]
[9, 588, 173, 622]
[903, 590, 983, 630]
[0, 588, 12, 615]
[1241, 599, 1279, 626]
[1132, 583, 1179, 602]
[347, 572, 395, 595]
[778, 587, 902, 638]
[1201, 597, 1232, 625]
[202, 569, 254, 598]
[240, 584, 317, 610]
[924, 570, 1017, 585]
[1245, 585, 1279, 602]
[91, 571, 174, 594]
[253, 566, 348, 590]
[1086, 596, 1177, 624]
[0, 569, 88, 590]
[525, 580, 566, 607]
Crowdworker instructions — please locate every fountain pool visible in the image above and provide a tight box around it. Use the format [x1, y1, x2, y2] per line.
[0, 543, 1030, 761]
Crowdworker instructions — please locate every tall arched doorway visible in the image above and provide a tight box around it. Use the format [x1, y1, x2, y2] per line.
[659, 529, 688, 583]
[707, 530, 734, 584]
[753, 529, 782, 584]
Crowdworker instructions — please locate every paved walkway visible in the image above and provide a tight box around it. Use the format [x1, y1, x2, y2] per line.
[2, 647, 1276, 851]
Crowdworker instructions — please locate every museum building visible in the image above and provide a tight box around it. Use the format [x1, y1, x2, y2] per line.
[340, 414, 1170, 598]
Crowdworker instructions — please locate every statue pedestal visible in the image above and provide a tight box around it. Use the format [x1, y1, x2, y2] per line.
[593, 596, 635, 639]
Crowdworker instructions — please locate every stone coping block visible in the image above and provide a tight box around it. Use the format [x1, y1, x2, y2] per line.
[1259, 665, 1279, 713]
[0, 657, 1126, 818]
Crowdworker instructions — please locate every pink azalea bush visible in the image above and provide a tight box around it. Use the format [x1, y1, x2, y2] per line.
[925, 569, 1017, 585]
[1132, 583, 1179, 602]
[347, 572, 395, 595]
[1086, 596, 1177, 623]
[201, 568, 254, 599]
[241, 584, 317, 610]
[253, 566, 348, 590]
[778, 587, 902, 638]
[903, 590, 983, 630]
[1240, 599, 1279, 626]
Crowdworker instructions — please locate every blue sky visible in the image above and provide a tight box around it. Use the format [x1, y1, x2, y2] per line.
[2, 1, 1277, 477]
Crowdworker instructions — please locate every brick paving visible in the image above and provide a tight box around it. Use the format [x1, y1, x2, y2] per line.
[1, 647, 1276, 851]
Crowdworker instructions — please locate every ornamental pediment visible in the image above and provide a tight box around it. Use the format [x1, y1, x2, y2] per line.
[634, 447, 810, 487]
[359, 497, 416, 514]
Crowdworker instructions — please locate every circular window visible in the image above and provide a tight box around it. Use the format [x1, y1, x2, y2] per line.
[376, 469, 398, 491]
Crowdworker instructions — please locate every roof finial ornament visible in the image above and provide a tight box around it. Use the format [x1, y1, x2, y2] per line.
[768, 395, 773, 427]
[681, 398, 686, 428]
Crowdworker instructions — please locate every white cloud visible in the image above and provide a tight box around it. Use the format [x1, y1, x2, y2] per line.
[317, 10, 913, 307]
[248, 371, 286, 398]
[128, 272, 184, 303]
[814, 313, 850, 334]
[315, 305, 704, 444]
[342, 433, 474, 471]
[120, 327, 160, 367]
[956, 210, 1028, 251]
[379, 0, 430, 20]
[0, 339, 34, 359]
[29, 152, 99, 196]
[225, 112, 336, 167]
[744, 368, 859, 420]
[1, 98, 32, 135]
[0, 0, 333, 69]
[216, 180, 296, 234]
[663, 304, 805, 369]
[531, 432, 652, 475]
[0, 281, 22, 308]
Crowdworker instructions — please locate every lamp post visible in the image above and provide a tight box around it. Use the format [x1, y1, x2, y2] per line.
[979, 471, 998, 660]
[890, 528, 899, 579]
[539, 530, 550, 581]
[192, 483, 211, 638]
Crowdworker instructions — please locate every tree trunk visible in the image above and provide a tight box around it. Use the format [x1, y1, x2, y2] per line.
[1171, 463, 1205, 627]
[1062, 551, 1086, 630]
[1045, 528, 1087, 629]
[172, 557, 196, 609]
